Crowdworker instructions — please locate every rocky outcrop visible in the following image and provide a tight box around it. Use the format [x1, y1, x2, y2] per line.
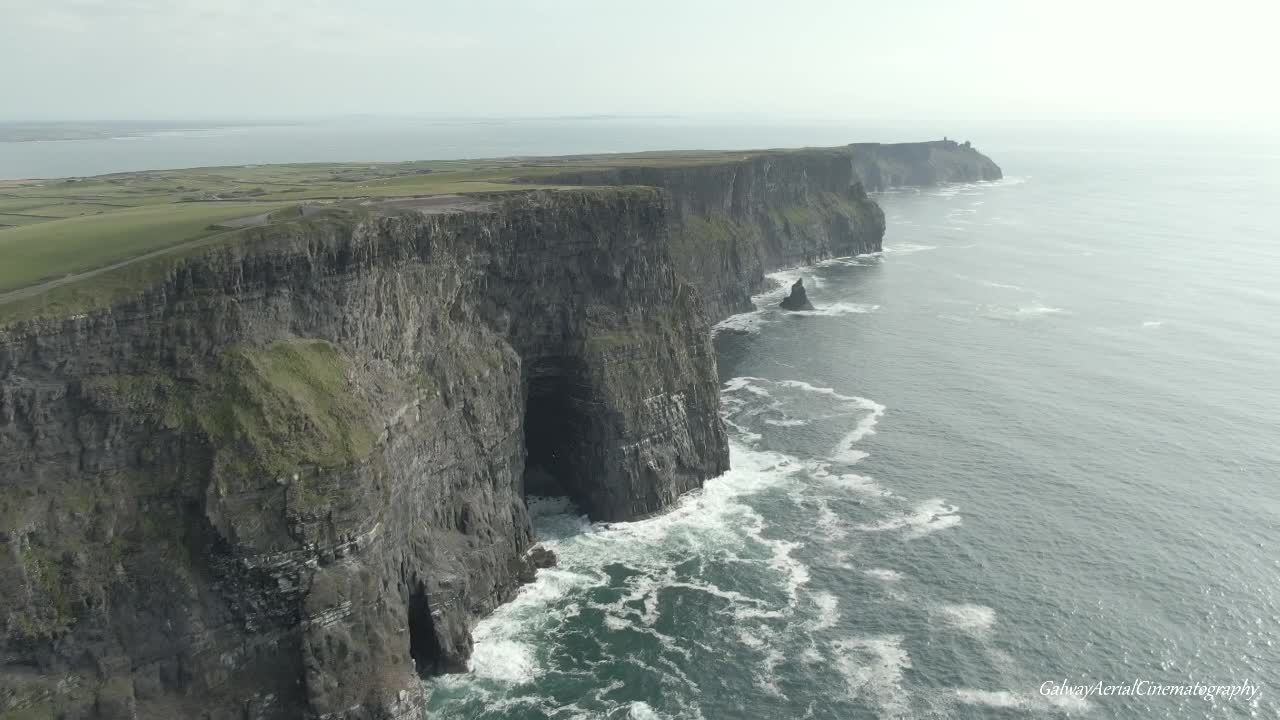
[779, 278, 815, 311]
[0, 141, 1001, 719]
[847, 139, 1004, 191]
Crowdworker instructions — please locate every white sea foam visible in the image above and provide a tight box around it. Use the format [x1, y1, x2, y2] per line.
[834, 448, 870, 464]
[955, 689, 1024, 709]
[763, 417, 808, 427]
[955, 688, 1092, 713]
[713, 310, 770, 335]
[723, 377, 886, 469]
[755, 272, 883, 321]
[1017, 305, 1066, 316]
[773, 379, 858, 399]
[807, 461, 889, 497]
[858, 498, 962, 538]
[812, 498, 846, 540]
[785, 302, 880, 317]
[626, 701, 666, 719]
[468, 638, 539, 683]
[807, 591, 841, 631]
[984, 304, 1068, 320]
[863, 568, 904, 582]
[833, 397, 886, 463]
[938, 603, 997, 634]
[832, 635, 913, 719]
[882, 242, 937, 254]
[466, 440, 814, 686]
[755, 648, 788, 697]
[1143, 320, 1165, 328]
[763, 269, 814, 301]
[723, 378, 886, 467]
[722, 376, 772, 397]
[817, 255, 874, 267]
[466, 562, 601, 682]
[736, 627, 767, 650]
[713, 269, 817, 335]
[980, 280, 1030, 292]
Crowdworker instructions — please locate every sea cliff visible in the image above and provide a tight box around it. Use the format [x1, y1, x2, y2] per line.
[0, 140, 1000, 719]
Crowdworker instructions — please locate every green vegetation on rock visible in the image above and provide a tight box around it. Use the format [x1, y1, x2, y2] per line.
[82, 338, 374, 480]
[669, 212, 756, 272]
[771, 204, 821, 228]
[195, 339, 376, 478]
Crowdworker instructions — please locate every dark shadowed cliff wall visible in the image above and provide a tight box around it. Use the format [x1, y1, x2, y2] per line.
[533, 140, 1001, 319]
[0, 142, 999, 719]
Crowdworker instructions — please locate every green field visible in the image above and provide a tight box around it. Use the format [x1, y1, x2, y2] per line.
[0, 202, 290, 292]
[0, 148, 779, 324]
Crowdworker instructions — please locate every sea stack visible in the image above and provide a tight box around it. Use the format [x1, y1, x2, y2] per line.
[780, 277, 816, 311]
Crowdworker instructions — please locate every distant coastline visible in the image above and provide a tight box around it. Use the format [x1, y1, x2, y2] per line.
[0, 122, 279, 143]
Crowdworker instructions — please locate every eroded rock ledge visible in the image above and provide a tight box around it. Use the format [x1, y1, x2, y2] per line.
[0, 140, 1000, 719]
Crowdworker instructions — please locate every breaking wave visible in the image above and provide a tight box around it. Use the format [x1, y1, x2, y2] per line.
[857, 498, 962, 539]
[712, 266, 879, 335]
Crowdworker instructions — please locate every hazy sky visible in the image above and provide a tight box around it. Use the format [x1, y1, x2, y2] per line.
[3, 0, 1277, 132]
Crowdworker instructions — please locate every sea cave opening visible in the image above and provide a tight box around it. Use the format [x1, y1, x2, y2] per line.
[521, 361, 592, 511]
[407, 580, 442, 677]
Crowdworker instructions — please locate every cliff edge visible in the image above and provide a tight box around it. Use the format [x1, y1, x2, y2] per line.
[0, 141, 1000, 719]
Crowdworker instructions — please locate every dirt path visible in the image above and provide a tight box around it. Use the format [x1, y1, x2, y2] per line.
[0, 231, 233, 307]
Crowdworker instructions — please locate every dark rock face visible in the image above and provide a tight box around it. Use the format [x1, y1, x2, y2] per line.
[528, 142, 1002, 321]
[0, 191, 726, 719]
[0, 141, 1001, 719]
[531, 149, 887, 321]
[779, 278, 816, 311]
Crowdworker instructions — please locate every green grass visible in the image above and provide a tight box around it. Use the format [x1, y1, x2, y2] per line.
[16, 202, 126, 218]
[198, 339, 376, 477]
[80, 339, 375, 485]
[669, 212, 754, 272]
[0, 210, 365, 326]
[0, 214, 52, 227]
[0, 201, 285, 292]
[0, 146, 822, 323]
[772, 204, 821, 227]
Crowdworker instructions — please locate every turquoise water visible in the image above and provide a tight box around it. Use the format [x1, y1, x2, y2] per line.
[425, 144, 1280, 718]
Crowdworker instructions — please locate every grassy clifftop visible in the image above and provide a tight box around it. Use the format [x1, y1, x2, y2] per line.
[0, 141, 993, 326]
[0, 151, 761, 289]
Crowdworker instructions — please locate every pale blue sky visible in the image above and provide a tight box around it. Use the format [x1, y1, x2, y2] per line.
[2, 0, 1276, 133]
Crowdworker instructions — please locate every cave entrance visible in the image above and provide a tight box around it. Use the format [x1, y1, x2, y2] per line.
[522, 361, 594, 510]
[407, 580, 441, 677]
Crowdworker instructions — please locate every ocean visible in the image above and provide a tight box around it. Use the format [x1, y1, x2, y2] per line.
[421, 141, 1280, 718]
[5, 124, 1277, 718]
